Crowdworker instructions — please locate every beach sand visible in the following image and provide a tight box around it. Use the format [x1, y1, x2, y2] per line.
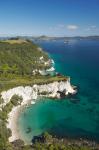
[7, 100, 35, 142]
[7, 106, 22, 142]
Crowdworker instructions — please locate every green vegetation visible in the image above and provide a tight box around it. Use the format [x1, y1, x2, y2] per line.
[0, 95, 23, 121]
[2, 39, 28, 44]
[0, 95, 98, 150]
[0, 74, 67, 92]
[0, 38, 68, 93]
[0, 95, 23, 150]
[0, 39, 97, 150]
[0, 39, 49, 76]
[10, 94, 23, 106]
[0, 120, 12, 150]
[11, 132, 98, 150]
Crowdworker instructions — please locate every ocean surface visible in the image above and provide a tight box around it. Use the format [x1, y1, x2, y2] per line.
[18, 39, 99, 143]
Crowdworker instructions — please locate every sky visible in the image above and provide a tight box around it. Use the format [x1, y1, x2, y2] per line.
[0, 0, 99, 37]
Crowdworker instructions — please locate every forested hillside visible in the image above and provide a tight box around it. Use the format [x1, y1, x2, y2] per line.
[0, 39, 98, 150]
[0, 39, 48, 76]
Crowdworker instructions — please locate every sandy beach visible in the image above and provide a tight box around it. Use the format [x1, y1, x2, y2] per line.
[7, 99, 35, 142]
[1, 81, 76, 143]
[7, 105, 22, 142]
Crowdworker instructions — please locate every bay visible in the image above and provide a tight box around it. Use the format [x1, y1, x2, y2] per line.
[18, 39, 99, 143]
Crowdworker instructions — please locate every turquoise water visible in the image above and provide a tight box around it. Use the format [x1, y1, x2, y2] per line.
[18, 39, 99, 143]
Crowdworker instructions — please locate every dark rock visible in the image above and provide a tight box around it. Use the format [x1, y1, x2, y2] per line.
[12, 139, 24, 148]
[57, 90, 66, 99]
[26, 127, 32, 133]
[32, 133, 46, 144]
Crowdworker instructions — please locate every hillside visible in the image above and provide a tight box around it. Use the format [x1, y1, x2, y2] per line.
[0, 39, 97, 150]
[0, 39, 49, 76]
[0, 39, 68, 92]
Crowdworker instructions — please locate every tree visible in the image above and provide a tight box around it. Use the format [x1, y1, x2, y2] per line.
[1, 64, 11, 75]
[11, 64, 18, 74]
[10, 95, 23, 106]
[0, 94, 3, 104]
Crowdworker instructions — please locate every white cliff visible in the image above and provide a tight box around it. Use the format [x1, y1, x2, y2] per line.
[0, 78, 76, 142]
[1, 78, 76, 108]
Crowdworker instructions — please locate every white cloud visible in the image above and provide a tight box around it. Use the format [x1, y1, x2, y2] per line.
[49, 24, 79, 31]
[67, 25, 78, 30]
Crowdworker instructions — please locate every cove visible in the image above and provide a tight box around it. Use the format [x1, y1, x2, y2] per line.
[18, 39, 99, 143]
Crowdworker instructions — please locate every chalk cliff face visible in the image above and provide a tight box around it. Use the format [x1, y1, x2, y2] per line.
[1, 78, 76, 107]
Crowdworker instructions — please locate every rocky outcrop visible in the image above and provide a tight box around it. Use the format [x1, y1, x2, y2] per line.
[0, 78, 76, 142]
[0, 78, 76, 107]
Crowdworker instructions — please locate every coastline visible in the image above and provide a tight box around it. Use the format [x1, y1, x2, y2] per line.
[1, 79, 76, 143]
[0, 48, 76, 143]
[7, 106, 22, 142]
[7, 99, 36, 142]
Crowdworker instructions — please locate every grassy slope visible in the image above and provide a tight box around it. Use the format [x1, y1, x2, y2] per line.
[0, 39, 49, 75]
[0, 75, 67, 92]
[1, 39, 28, 44]
[0, 39, 67, 92]
[0, 39, 97, 150]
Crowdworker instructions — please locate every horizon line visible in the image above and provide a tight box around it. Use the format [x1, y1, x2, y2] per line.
[0, 34, 99, 38]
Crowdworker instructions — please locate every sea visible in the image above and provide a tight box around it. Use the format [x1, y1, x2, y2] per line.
[18, 39, 99, 143]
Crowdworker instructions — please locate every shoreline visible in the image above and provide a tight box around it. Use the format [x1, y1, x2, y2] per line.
[7, 99, 36, 142]
[7, 105, 22, 142]
[1, 79, 76, 142]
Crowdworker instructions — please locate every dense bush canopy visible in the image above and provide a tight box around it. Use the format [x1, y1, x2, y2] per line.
[0, 40, 48, 76]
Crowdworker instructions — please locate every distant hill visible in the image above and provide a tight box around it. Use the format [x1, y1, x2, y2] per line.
[27, 35, 99, 41]
[0, 35, 99, 41]
[0, 39, 49, 75]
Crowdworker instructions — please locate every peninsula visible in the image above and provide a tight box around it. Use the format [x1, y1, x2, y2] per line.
[3, 37, 99, 150]
[0, 38, 98, 150]
[0, 38, 79, 149]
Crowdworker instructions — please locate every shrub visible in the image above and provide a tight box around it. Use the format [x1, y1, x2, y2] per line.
[10, 94, 23, 106]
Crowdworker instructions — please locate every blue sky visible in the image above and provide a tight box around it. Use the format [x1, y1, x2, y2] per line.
[0, 0, 99, 36]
